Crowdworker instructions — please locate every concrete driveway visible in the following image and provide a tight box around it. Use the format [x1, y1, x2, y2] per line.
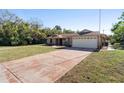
[0, 48, 92, 83]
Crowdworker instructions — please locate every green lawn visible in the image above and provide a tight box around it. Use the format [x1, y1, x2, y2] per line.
[56, 50, 124, 83]
[0, 44, 61, 63]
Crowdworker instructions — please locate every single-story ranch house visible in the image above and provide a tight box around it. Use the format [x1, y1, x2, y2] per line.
[47, 29, 108, 49]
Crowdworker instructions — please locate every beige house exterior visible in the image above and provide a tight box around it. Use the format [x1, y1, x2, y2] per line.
[47, 34, 79, 46]
[47, 30, 108, 49]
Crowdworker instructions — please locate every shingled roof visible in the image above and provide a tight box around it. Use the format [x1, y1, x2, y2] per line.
[47, 29, 108, 39]
[79, 29, 108, 39]
[78, 29, 99, 35]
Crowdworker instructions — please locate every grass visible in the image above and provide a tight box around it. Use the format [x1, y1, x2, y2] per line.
[56, 50, 124, 83]
[0, 44, 61, 63]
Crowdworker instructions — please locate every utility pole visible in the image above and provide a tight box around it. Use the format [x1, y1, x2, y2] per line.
[103, 29, 104, 34]
[99, 9, 101, 34]
[98, 9, 101, 49]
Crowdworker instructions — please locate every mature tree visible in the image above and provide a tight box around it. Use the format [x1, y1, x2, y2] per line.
[0, 10, 46, 46]
[29, 18, 43, 30]
[111, 12, 124, 44]
[40, 27, 52, 37]
[54, 25, 62, 30]
[63, 28, 75, 34]
[0, 10, 23, 45]
[50, 25, 62, 35]
[0, 10, 78, 46]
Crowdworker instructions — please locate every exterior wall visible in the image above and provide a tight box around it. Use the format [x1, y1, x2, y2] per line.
[62, 38, 72, 46]
[72, 36, 98, 49]
[101, 37, 107, 46]
[98, 36, 105, 48]
[68, 38, 72, 46]
[47, 38, 72, 46]
[47, 34, 107, 48]
[52, 39, 56, 44]
[96, 35, 108, 49]
[97, 35, 101, 49]
[47, 38, 50, 44]
[47, 38, 56, 45]
[62, 39, 66, 45]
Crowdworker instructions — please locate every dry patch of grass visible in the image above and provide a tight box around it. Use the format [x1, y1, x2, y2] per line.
[56, 50, 124, 83]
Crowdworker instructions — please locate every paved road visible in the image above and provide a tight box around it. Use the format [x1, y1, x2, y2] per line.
[0, 48, 92, 83]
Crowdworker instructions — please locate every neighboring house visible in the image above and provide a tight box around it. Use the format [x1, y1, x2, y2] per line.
[47, 29, 108, 49]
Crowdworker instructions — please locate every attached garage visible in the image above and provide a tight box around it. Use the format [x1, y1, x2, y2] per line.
[72, 36, 98, 49]
[47, 29, 108, 49]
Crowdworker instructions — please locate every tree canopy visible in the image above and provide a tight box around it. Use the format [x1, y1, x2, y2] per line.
[0, 10, 76, 46]
[111, 12, 124, 45]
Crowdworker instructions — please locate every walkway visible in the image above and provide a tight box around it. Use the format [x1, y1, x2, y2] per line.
[107, 44, 115, 51]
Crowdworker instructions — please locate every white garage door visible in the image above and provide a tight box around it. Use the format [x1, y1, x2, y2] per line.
[72, 38, 98, 49]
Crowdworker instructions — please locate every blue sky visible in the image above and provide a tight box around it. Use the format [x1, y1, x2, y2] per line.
[7, 9, 124, 35]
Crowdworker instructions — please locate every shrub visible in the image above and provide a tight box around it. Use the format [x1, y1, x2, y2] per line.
[119, 45, 124, 50]
[113, 43, 120, 49]
[21, 40, 28, 45]
[110, 38, 116, 45]
[11, 41, 19, 46]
